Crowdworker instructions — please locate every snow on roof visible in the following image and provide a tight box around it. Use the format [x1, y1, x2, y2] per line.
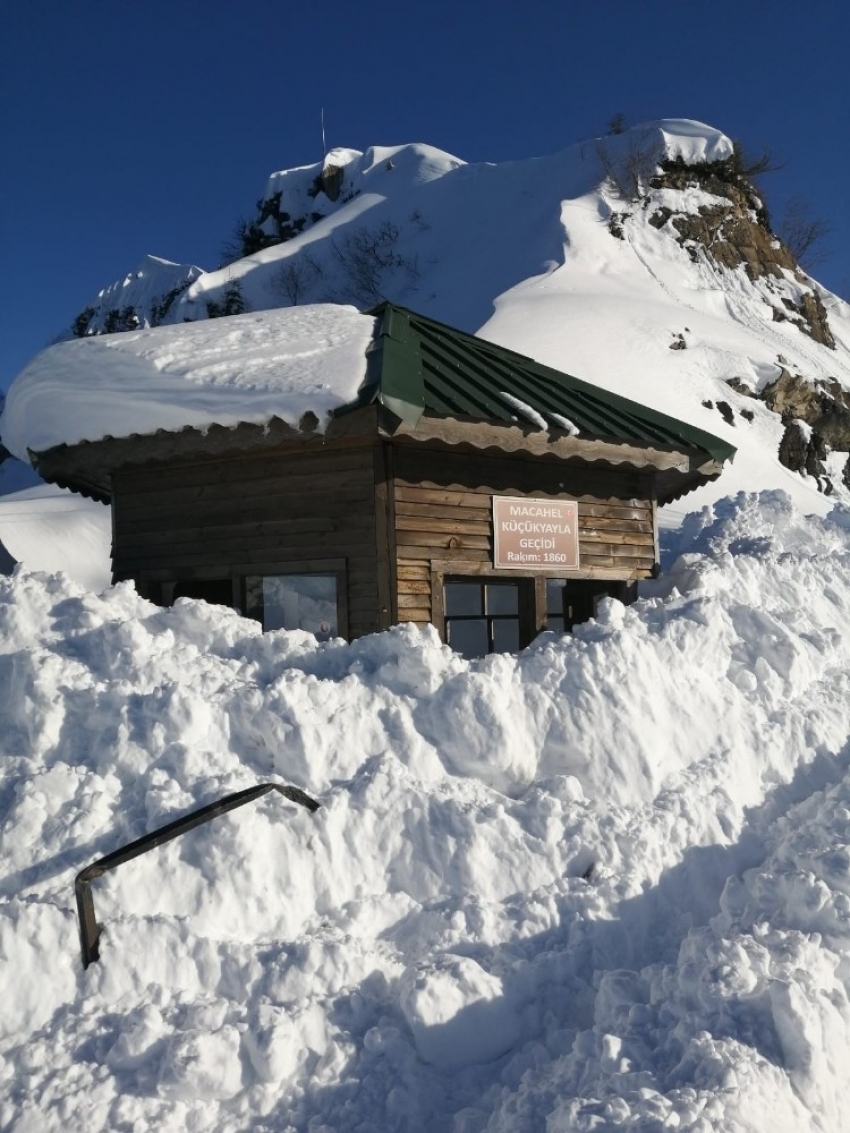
[1, 304, 377, 461]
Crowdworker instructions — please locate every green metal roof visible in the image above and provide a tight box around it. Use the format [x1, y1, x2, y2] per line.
[355, 302, 736, 465]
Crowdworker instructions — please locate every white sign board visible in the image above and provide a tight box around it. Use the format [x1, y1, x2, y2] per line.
[492, 496, 579, 570]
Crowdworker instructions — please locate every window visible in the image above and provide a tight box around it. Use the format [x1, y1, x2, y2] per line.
[441, 574, 619, 657]
[245, 573, 340, 639]
[444, 579, 522, 658]
[545, 578, 607, 632]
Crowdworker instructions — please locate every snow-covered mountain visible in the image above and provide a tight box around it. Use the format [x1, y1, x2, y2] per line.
[3, 121, 850, 1133]
[53, 121, 850, 526]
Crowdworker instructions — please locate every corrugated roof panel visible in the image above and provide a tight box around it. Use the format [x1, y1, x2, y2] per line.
[361, 303, 736, 466]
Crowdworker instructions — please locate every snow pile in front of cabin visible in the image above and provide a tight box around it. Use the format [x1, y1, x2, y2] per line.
[0, 304, 376, 461]
[2, 491, 850, 1131]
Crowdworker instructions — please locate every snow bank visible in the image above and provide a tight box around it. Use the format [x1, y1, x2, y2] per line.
[0, 483, 111, 589]
[2, 492, 850, 1130]
[1, 304, 376, 461]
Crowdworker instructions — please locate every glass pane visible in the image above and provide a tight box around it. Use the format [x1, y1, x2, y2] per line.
[262, 574, 337, 638]
[445, 581, 483, 617]
[244, 575, 263, 622]
[546, 578, 567, 615]
[547, 616, 565, 634]
[485, 583, 518, 615]
[447, 618, 489, 659]
[492, 619, 520, 654]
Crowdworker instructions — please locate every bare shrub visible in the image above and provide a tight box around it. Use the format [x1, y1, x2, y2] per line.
[270, 254, 324, 305]
[596, 129, 660, 201]
[779, 196, 831, 268]
[330, 220, 419, 306]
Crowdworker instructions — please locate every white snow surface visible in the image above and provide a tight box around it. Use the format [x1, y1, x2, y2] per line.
[0, 483, 111, 589]
[71, 254, 205, 337]
[1, 305, 376, 460]
[3, 119, 850, 1129]
[2, 491, 850, 1131]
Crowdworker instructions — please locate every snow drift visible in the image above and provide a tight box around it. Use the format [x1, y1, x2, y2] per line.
[2, 491, 850, 1131]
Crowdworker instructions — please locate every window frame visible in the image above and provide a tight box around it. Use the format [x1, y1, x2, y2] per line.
[242, 559, 348, 638]
[141, 558, 348, 638]
[432, 565, 538, 656]
[443, 576, 528, 656]
[431, 562, 630, 656]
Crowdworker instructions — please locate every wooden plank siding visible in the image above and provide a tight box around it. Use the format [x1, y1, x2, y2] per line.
[112, 443, 383, 638]
[109, 433, 659, 642]
[391, 445, 657, 626]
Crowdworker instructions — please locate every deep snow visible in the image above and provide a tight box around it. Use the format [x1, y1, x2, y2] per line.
[2, 119, 850, 1131]
[1, 492, 850, 1131]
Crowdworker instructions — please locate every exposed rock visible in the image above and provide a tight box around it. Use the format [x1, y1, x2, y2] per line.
[652, 162, 834, 349]
[320, 163, 345, 202]
[308, 162, 346, 203]
[797, 291, 835, 348]
[725, 377, 757, 398]
[253, 191, 306, 245]
[608, 211, 630, 240]
[648, 206, 673, 230]
[762, 370, 850, 449]
[778, 419, 828, 482]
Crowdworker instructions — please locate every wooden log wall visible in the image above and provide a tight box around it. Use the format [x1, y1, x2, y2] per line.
[112, 443, 383, 639]
[391, 446, 657, 625]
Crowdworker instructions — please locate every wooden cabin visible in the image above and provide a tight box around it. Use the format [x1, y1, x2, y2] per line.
[32, 303, 735, 657]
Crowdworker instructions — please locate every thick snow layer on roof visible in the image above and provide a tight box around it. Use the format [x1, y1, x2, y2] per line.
[2, 493, 850, 1129]
[1, 304, 376, 460]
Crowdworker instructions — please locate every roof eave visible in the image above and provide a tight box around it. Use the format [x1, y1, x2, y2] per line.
[378, 411, 719, 475]
[654, 457, 727, 507]
[30, 406, 383, 501]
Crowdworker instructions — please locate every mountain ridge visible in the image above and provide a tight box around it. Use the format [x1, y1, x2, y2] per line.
[34, 120, 850, 513]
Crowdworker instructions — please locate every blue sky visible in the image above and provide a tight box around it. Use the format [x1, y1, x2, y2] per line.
[3, 0, 848, 391]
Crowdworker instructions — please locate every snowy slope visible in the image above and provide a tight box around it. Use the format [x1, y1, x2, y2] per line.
[0, 455, 111, 590]
[68, 254, 204, 337]
[0, 482, 111, 589]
